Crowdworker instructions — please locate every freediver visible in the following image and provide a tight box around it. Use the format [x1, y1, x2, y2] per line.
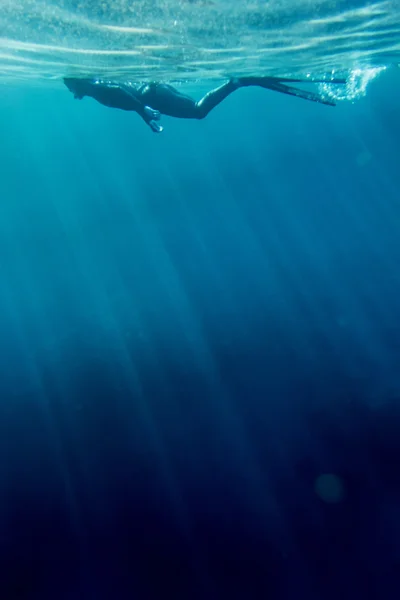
[64, 75, 345, 133]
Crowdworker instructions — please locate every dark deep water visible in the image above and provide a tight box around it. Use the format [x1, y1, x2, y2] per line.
[1, 69, 400, 599]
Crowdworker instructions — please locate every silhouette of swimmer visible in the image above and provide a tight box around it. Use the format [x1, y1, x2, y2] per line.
[64, 76, 346, 133]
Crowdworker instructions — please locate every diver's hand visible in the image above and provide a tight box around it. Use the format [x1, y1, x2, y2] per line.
[143, 106, 163, 133]
[144, 105, 161, 122]
[149, 120, 163, 133]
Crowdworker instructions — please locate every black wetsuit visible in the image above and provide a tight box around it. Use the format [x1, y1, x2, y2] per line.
[64, 76, 345, 133]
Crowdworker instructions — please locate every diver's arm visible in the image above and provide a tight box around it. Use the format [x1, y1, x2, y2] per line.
[118, 84, 148, 113]
[120, 84, 163, 132]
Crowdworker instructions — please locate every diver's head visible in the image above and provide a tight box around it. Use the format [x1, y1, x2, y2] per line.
[64, 78, 87, 99]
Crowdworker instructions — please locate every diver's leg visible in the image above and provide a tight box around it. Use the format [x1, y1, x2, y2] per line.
[195, 80, 239, 119]
[237, 76, 336, 106]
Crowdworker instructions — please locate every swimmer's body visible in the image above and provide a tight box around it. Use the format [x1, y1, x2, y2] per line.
[64, 76, 346, 133]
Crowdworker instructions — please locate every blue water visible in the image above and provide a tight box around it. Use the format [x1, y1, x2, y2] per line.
[1, 68, 400, 598]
